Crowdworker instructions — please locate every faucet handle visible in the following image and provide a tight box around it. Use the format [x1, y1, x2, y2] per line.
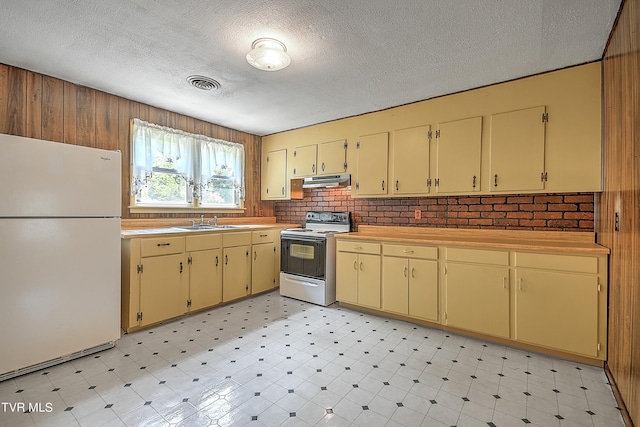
[190, 219, 197, 226]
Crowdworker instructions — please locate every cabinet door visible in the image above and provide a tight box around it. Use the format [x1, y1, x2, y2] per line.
[223, 245, 251, 302]
[140, 253, 188, 327]
[357, 254, 381, 308]
[292, 144, 317, 178]
[515, 269, 599, 357]
[409, 259, 439, 322]
[317, 139, 347, 174]
[445, 263, 510, 338]
[336, 251, 358, 304]
[262, 149, 287, 199]
[189, 249, 222, 311]
[392, 126, 431, 195]
[382, 257, 409, 314]
[436, 117, 482, 193]
[252, 243, 276, 294]
[490, 106, 546, 192]
[356, 133, 389, 196]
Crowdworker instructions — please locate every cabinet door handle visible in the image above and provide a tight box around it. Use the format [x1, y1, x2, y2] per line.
[472, 175, 477, 188]
[519, 278, 523, 290]
[322, 162, 325, 172]
[381, 180, 385, 191]
[494, 174, 498, 187]
[312, 164, 316, 173]
[281, 186, 285, 195]
[254, 251, 257, 261]
[157, 243, 171, 247]
[396, 180, 399, 191]
[403, 266, 407, 277]
[216, 256, 219, 266]
[360, 262, 364, 271]
[179, 262, 183, 273]
[411, 267, 415, 278]
[225, 255, 228, 265]
[503, 277, 507, 289]
[353, 261, 358, 270]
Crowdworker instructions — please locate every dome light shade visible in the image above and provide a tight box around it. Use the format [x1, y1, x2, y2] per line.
[246, 38, 291, 71]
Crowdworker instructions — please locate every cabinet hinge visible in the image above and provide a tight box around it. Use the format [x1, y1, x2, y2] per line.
[356, 182, 360, 190]
[542, 112, 549, 123]
[137, 312, 143, 322]
[356, 141, 360, 149]
[137, 264, 143, 274]
[426, 178, 432, 187]
[540, 172, 548, 182]
[266, 156, 269, 163]
[435, 129, 441, 138]
[343, 162, 348, 171]
[427, 130, 433, 140]
[187, 299, 192, 308]
[344, 141, 348, 149]
[435, 178, 440, 187]
[188, 256, 192, 265]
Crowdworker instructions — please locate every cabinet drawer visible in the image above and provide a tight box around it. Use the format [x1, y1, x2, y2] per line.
[252, 229, 276, 244]
[337, 240, 380, 255]
[140, 236, 185, 257]
[446, 247, 509, 265]
[384, 244, 437, 259]
[223, 231, 252, 247]
[515, 252, 598, 274]
[186, 234, 222, 252]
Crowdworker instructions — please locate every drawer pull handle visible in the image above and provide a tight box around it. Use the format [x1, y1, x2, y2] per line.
[260, 234, 268, 237]
[157, 243, 171, 247]
[355, 246, 363, 250]
[403, 249, 414, 254]
[403, 266, 408, 277]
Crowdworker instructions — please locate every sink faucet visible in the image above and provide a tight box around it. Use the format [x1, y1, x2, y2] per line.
[199, 215, 205, 225]
[214, 215, 218, 227]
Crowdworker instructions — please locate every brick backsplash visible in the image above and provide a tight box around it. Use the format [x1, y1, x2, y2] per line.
[274, 187, 595, 232]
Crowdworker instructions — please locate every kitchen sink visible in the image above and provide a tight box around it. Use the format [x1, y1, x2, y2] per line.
[172, 225, 216, 230]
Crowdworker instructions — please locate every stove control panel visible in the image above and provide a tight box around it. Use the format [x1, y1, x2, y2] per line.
[306, 211, 351, 225]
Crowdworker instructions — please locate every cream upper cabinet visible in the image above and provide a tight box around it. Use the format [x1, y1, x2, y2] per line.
[444, 248, 510, 338]
[435, 116, 482, 194]
[262, 148, 287, 200]
[355, 132, 389, 196]
[490, 106, 546, 192]
[317, 139, 348, 175]
[292, 144, 317, 178]
[391, 126, 431, 195]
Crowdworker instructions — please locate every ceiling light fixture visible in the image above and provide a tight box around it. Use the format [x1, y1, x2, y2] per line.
[246, 38, 291, 71]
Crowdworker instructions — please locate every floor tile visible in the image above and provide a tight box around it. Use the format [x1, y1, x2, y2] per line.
[0, 291, 624, 427]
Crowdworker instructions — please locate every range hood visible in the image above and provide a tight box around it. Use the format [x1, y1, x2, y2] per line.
[302, 174, 351, 188]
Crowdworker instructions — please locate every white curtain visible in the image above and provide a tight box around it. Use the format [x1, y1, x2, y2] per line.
[131, 118, 245, 200]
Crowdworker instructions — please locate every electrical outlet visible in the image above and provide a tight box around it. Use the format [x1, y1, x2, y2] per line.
[414, 209, 421, 219]
[259, 209, 264, 217]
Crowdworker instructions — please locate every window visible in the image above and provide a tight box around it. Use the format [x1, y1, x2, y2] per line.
[131, 118, 244, 208]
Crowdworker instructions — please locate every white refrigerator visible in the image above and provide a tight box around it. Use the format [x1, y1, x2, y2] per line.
[0, 133, 122, 380]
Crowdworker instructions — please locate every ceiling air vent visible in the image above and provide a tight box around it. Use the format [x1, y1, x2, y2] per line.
[186, 75, 220, 91]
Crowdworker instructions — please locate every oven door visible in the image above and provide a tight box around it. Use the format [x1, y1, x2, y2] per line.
[281, 235, 326, 279]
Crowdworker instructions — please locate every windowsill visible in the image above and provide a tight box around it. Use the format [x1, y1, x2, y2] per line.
[129, 205, 246, 214]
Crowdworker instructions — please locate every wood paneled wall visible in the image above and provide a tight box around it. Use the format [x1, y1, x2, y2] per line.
[0, 63, 275, 220]
[598, 0, 640, 424]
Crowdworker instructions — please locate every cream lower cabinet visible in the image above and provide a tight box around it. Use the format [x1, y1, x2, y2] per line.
[382, 244, 438, 322]
[514, 252, 605, 358]
[336, 241, 381, 308]
[222, 232, 252, 302]
[444, 248, 510, 338]
[186, 234, 222, 312]
[135, 236, 188, 329]
[251, 230, 278, 294]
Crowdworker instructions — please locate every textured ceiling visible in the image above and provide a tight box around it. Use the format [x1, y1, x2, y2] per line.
[0, 1, 621, 136]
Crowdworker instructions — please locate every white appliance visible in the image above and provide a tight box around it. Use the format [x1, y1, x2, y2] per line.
[0, 133, 121, 381]
[280, 211, 351, 306]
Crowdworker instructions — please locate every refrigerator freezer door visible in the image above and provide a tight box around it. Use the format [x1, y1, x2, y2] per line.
[0, 218, 121, 375]
[0, 133, 121, 217]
